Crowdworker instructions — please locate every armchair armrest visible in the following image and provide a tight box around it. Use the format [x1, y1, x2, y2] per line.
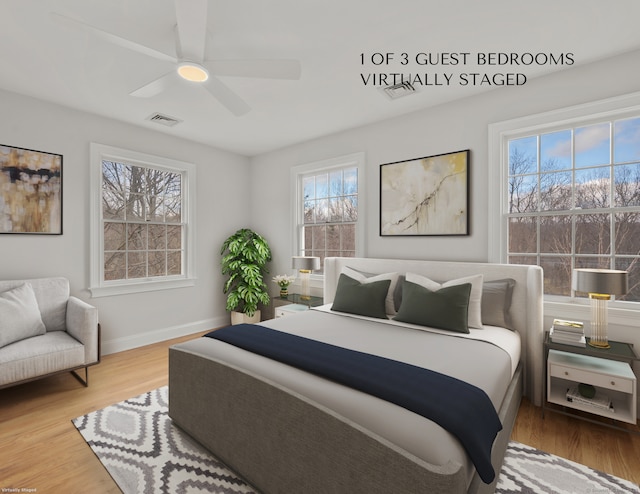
[66, 296, 100, 365]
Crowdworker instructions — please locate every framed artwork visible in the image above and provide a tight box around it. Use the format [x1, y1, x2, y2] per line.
[380, 149, 469, 236]
[0, 144, 63, 234]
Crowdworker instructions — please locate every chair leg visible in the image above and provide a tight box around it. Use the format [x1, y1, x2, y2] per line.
[71, 367, 89, 387]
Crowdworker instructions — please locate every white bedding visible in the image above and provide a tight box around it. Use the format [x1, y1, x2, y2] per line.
[313, 304, 521, 376]
[178, 308, 519, 483]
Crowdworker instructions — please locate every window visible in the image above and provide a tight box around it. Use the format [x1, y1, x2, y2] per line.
[292, 153, 365, 273]
[489, 94, 640, 306]
[90, 144, 196, 296]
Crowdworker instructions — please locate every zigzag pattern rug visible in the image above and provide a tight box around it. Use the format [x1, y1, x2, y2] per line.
[73, 387, 640, 494]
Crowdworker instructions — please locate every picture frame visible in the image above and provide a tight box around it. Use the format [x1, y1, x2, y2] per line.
[380, 149, 469, 236]
[0, 144, 63, 234]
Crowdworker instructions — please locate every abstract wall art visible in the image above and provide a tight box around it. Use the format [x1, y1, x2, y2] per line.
[380, 149, 469, 236]
[0, 144, 62, 234]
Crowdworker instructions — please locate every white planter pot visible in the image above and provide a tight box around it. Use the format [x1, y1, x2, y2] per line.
[230, 310, 261, 325]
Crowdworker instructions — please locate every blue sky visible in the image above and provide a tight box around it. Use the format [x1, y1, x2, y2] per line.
[509, 116, 640, 174]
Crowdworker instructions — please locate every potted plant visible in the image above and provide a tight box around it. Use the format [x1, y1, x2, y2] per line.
[220, 228, 272, 324]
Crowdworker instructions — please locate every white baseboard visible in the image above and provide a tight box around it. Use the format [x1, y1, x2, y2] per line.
[101, 316, 229, 355]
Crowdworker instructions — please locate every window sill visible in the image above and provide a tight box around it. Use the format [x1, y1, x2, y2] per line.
[89, 277, 196, 298]
[545, 299, 639, 328]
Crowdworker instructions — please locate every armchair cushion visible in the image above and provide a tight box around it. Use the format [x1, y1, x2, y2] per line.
[0, 332, 85, 385]
[0, 283, 46, 348]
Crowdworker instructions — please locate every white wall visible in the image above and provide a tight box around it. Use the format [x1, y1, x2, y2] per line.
[0, 89, 251, 354]
[250, 49, 640, 380]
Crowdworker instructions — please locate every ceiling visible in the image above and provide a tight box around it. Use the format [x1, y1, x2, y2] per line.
[1, 0, 640, 157]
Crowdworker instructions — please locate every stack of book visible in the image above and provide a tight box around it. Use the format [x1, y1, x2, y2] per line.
[550, 318, 586, 347]
[566, 386, 613, 412]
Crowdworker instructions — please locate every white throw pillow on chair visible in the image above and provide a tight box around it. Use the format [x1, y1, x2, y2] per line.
[0, 283, 46, 348]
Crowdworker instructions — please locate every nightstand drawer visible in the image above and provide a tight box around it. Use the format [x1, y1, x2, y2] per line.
[549, 362, 634, 393]
[275, 304, 309, 318]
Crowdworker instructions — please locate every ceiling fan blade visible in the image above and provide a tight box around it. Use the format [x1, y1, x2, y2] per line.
[130, 71, 176, 98]
[203, 76, 250, 116]
[205, 59, 302, 80]
[174, 0, 208, 62]
[50, 12, 177, 63]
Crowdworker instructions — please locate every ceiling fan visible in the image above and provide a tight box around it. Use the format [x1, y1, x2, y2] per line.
[51, 0, 301, 116]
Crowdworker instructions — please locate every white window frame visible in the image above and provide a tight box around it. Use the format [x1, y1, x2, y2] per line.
[488, 91, 640, 325]
[89, 143, 196, 297]
[290, 152, 366, 286]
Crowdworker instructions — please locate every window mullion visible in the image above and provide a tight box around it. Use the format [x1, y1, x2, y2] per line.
[609, 121, 615, 270]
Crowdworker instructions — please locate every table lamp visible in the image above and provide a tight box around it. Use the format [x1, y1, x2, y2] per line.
[573, 268, 628, 349]
[292, 256, 320, 300]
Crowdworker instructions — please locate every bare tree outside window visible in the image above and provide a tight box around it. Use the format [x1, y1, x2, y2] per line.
[102, 161, 183, 282]
[507, 117, 640, 302]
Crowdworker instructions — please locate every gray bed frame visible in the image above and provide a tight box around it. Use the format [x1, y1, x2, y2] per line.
[169, 257, 544, 493]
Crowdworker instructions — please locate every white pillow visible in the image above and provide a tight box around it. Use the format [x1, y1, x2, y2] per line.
[0, 283, 46, 348]
[342, 266, 399, 315]
[405, 272, 484, 329]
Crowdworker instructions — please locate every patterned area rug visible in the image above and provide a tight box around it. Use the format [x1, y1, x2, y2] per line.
[73, 387, 256, 494]
[499, 442, 639, 494]
[73, 387, 640, 494]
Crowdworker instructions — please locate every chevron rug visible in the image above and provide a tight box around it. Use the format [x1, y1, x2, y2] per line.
[73, 387, 639, 494]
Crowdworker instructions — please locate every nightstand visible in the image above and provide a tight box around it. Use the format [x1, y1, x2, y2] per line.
[273, 293, 324, 307]
[267, 293, 324, 320]
[543, 331, 639, 433]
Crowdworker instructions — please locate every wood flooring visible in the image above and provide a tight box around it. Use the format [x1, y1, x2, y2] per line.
[1, 331, 639, 492]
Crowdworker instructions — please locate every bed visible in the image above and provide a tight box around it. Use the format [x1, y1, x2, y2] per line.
[169, 257, 544, 493]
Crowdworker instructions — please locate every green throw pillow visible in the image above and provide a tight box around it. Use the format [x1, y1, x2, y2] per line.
[331, 274, 391, 319]
[393, 280, 472, 333]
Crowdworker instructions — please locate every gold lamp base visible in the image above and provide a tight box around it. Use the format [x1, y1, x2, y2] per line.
[299, 269, 311, 300]
[588, 340, 611, 349]
[588, 292, 611, 350]
[292, 256, 320, 301]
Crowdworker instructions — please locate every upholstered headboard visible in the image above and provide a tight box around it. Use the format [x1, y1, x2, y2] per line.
[324, 257, 544, 406]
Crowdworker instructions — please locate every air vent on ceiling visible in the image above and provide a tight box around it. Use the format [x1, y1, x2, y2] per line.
[382, 81, 417, 100]
[146, 112, 183, 127]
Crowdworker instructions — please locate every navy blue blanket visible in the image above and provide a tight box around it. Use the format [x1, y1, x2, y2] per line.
[206, 324, 502, 483]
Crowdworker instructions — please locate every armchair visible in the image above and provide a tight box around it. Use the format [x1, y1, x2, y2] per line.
[0, 277, 100, 389]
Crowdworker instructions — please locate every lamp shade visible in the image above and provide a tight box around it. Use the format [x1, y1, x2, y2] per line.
[292, 256, 321, 271]
[573, 269, 628, 296]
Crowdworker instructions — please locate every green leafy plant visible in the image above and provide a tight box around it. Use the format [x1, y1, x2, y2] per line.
[220, 228, 272, 317]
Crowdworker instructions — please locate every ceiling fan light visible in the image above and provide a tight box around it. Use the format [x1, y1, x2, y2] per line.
[177, 62, 209, 82]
